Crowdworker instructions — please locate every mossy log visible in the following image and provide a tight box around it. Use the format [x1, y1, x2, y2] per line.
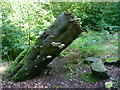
[6, 12, 83, 82]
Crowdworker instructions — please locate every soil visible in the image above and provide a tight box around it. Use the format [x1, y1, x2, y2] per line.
[1, 54, 120, 89]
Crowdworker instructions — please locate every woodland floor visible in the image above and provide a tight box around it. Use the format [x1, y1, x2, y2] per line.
[1, 53, 120, 89]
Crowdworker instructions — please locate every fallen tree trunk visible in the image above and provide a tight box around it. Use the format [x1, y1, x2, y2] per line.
[6, 12, 83, 82]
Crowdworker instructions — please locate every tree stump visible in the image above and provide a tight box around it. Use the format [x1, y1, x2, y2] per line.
[6, 11, 83, 82]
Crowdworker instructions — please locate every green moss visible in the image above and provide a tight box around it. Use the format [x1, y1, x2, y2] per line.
[5, 48, 28, 77]
[53, 85, 61, 88]
[6, 44, 34, 77]
[60, 50, 72, 57]
[105, 57, 119, 63]
[12, 68, 26, 82]
[81, 72, 100, 83]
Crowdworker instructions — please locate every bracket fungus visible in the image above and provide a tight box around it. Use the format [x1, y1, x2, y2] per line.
[39, 31, 44, 37]
[40, 46, 43, 48]
[51, 42, 61, 47]
[49, 35, 54, 38]
[58, 44, 65, 49]
[37, 55, 40, 58]
[36, 36, 40, 39]
[35, 66, 37, 68]
[46, 55, 52, 59]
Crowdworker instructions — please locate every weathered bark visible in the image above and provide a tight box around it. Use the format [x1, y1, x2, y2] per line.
[6, 12, 83, 81]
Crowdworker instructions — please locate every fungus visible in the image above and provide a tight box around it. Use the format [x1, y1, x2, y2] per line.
[69, 19, 75, 22]
[40, 46, 43, 48]
[80, 22, 82, 25]
[51, 42, 61, 47]
[25, 68, 27, 70]
[49, 35, 54, 38]
[36, 45, 39, 47]
[46, 55, 52, 59]
[34, 46, 37, 49]
[74, 18, 80, 21]
[37, 55, 40, 58]
[39, 31, 44, 37]
[58, 44, 65, 49]
[36, 36, 40, 39]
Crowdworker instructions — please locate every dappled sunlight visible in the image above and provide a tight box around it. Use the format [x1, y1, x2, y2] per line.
[0, 62, 11, 75]
[0, 66, 8, 74]
[1, 1, 119, 88]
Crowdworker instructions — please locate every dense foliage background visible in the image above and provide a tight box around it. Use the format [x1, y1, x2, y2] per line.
[1, 1, 119, 61]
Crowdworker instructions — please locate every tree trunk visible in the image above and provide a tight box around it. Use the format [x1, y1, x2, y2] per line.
[6, 12, 83, 82]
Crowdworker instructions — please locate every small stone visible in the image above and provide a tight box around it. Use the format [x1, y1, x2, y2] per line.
[25, 68, 27, 70]
[105, 81, 113, 89]
[46, 55, 52, 59]
[91, 60, 109, 79]
[35, 66, 37, 68]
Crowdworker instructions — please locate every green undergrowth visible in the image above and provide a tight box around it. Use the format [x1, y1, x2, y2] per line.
[60, 30, 118, 82]
[61, 30, 118, 60]
[81, 72, 100, 82]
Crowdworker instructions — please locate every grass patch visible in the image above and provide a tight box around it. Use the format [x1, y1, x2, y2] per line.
[63, 30, 118, 59]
